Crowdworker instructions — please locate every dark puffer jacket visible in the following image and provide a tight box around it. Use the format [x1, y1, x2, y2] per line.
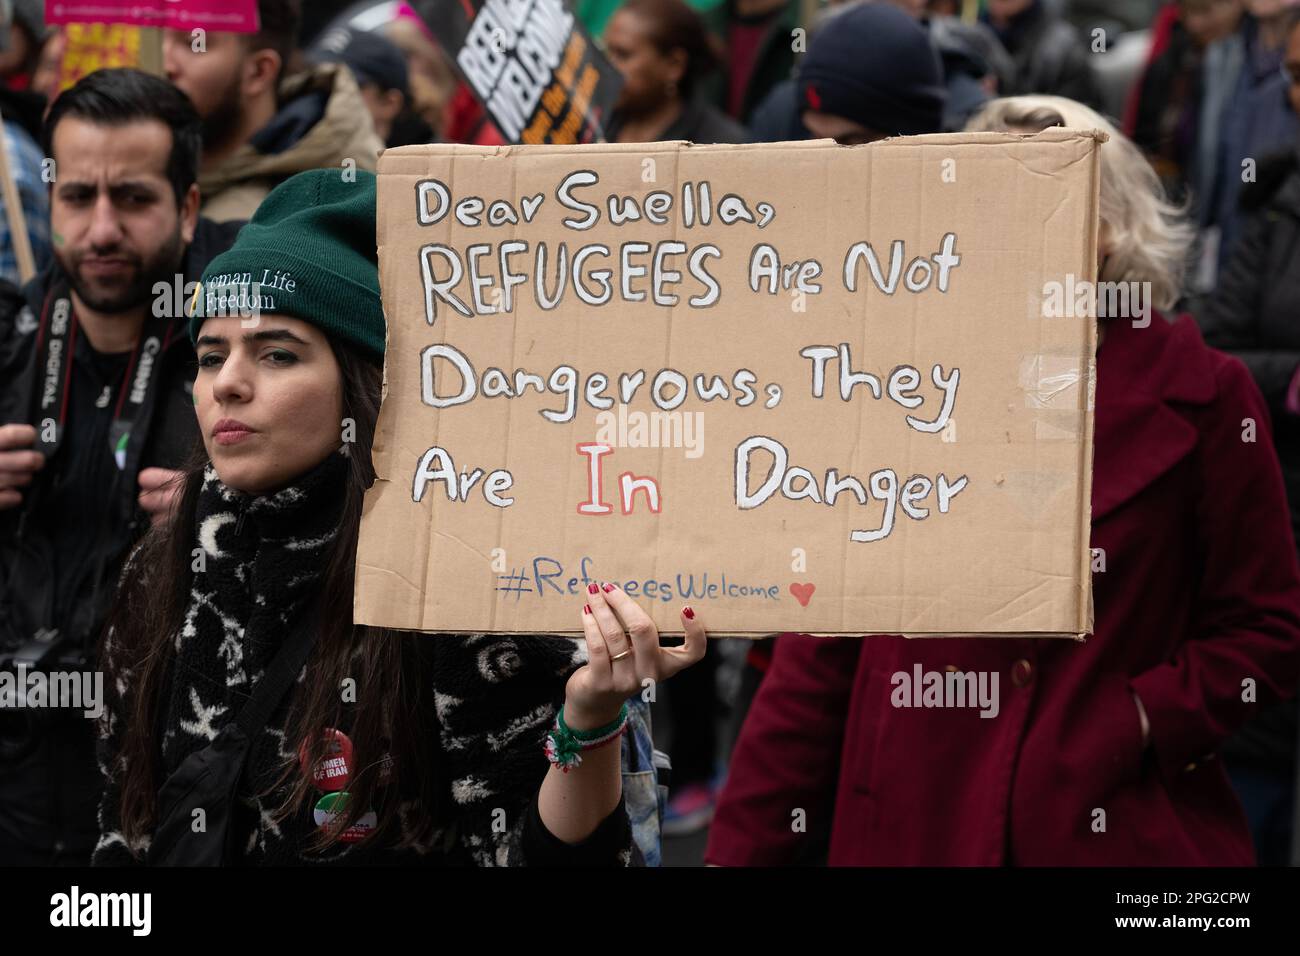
[1197, 148, 1300, 775]
[980, 0, 1102, 109]
[1199, 148, 1300, 559]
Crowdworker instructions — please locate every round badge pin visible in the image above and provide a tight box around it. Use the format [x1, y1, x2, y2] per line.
[299, 727, 354, 792]
[313, 791, 377, 843]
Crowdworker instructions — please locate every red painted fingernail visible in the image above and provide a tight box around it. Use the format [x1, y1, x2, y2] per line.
[588, 583, 599, 594]
[584, 604, 591, 615]
[683, 606, 695, 619]
[602, 582, 614, 592]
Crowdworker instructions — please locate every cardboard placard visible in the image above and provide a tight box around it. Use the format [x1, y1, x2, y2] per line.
[356, 131, 1100, 638]
[45, 0, 259, 31]
[410, 0, 621, 144]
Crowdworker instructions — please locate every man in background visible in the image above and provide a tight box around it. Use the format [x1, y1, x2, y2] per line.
[0, 69, 240, 865]
[162, 0, 381, 222]
[309, 24, 418, 146]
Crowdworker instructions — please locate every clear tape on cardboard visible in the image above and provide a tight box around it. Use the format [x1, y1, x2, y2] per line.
[1019, 353, 1095, 440]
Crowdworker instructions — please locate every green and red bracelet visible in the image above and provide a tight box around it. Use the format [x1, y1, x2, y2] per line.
[543, 703, 629, 773]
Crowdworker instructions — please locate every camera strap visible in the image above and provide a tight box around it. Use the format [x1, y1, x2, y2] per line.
[13, 281, 178, 648]
[29, 280, 175, 481]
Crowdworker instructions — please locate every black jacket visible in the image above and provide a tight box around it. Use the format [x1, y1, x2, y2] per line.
[1131, 18, 1203, 195]
[699, 0, 801, 126]
[0, 86, 46, 145]
[1197, 150, 1300, 771]
[981, 0, 1102, 109]
[608, 96, 751, 146]
[929, 16, 1014, 133]
[0, 216, 242, 863]
[1199, 148, 1300, 546]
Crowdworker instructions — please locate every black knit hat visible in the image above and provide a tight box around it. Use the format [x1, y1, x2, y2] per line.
[798, 3, 946, 138]
[310, 25, 410, 98]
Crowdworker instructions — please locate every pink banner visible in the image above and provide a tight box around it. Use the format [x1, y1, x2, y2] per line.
[44, 0, 260, 32]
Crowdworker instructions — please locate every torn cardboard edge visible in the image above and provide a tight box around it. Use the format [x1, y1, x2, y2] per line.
[378, 126, 1111, 161]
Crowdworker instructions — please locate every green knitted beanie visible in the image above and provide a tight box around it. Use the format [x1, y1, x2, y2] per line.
[189, 169, 385, 360]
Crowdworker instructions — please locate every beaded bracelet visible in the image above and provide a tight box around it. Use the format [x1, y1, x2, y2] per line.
[544, 702, 629, 773]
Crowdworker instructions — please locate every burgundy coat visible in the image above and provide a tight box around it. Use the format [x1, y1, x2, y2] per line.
[706, 313, 1300, 866]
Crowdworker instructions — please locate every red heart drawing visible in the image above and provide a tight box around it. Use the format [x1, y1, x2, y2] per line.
[790, 583, 816, 607]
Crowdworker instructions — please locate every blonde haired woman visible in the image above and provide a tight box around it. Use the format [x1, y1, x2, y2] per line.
[705, 96, 1300, 865]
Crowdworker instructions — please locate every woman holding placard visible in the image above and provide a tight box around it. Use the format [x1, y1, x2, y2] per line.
[706, 96, 1300, 866]
[91, 169, 706, 866]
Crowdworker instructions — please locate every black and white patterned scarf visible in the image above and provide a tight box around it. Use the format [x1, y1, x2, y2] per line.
[96, 449, 637, 866]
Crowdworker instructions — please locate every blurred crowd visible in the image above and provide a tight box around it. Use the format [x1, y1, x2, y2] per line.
[1, 0, 1299, 867]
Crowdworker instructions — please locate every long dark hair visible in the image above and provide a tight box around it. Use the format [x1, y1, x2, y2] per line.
[102, 337, 437, 853]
